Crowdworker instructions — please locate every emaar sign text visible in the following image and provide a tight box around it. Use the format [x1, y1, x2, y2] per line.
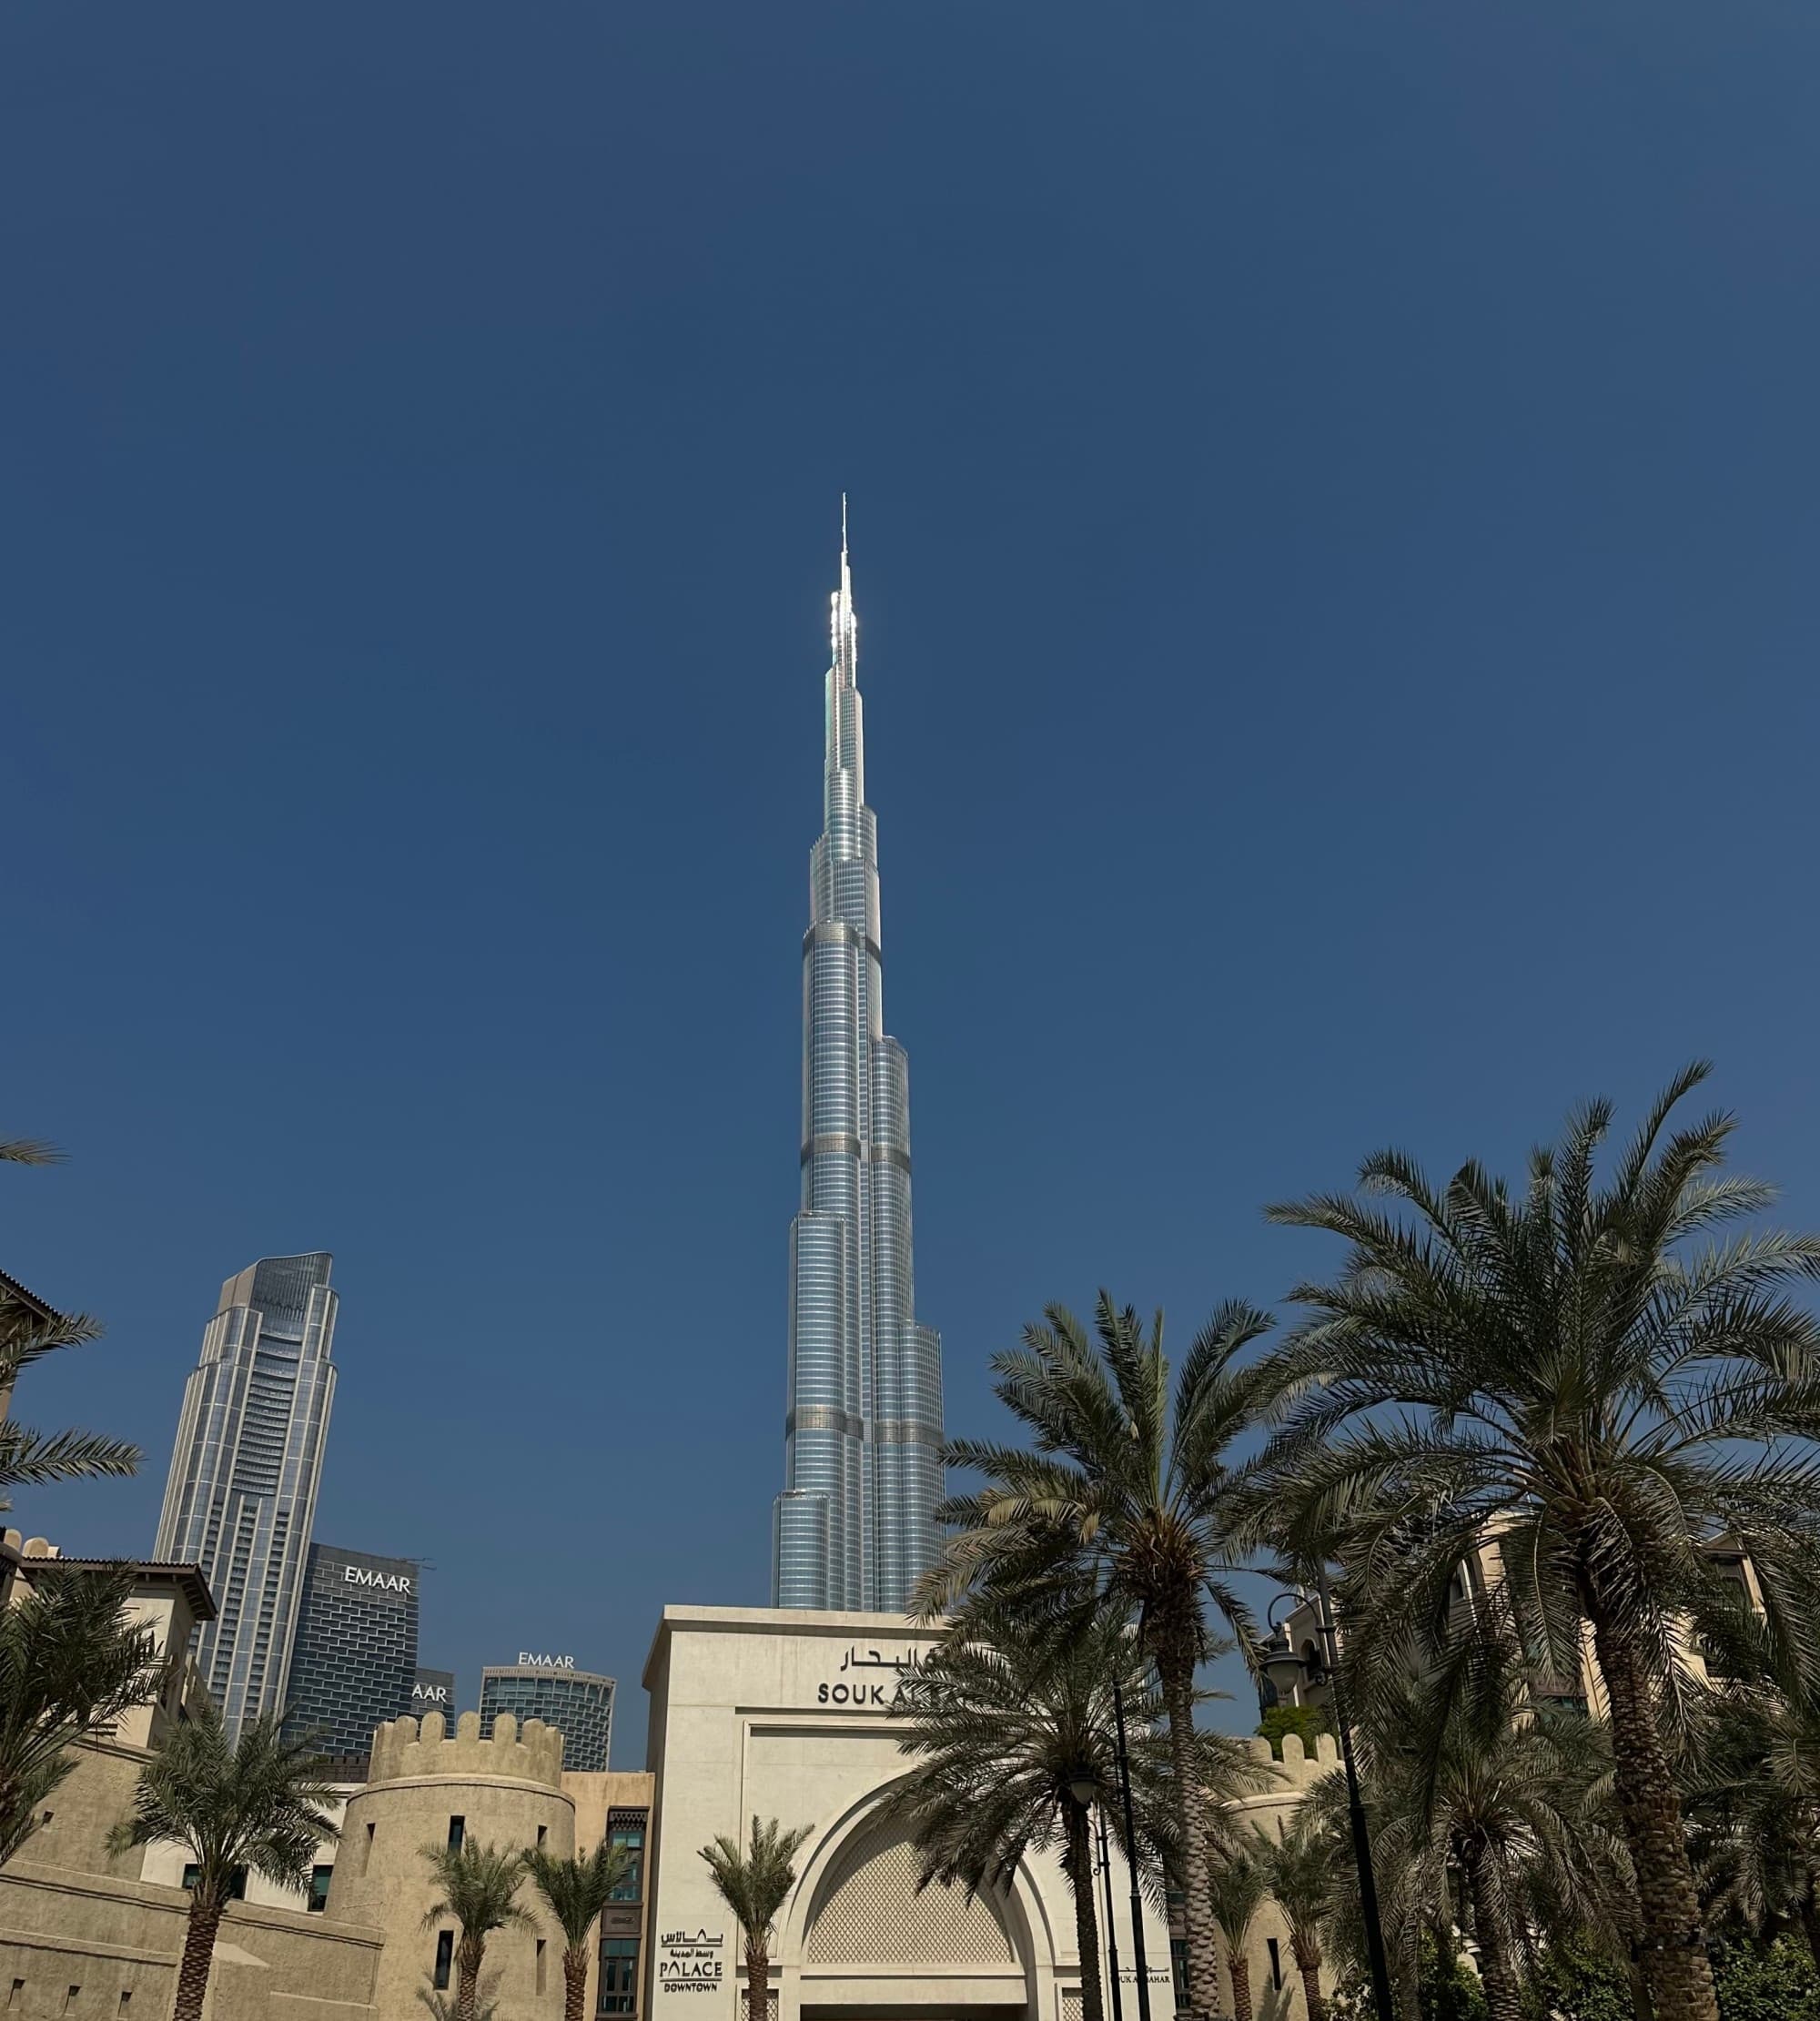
[344, 1565, 412, 1595]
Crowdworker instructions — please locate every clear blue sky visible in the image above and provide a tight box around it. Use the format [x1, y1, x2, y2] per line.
[5, 4, 1817, 1765]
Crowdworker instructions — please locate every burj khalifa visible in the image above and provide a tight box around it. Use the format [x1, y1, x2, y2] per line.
[772, 511, 944, 1614]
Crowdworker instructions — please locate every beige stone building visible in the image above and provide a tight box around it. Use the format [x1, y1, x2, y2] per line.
[641, 1606, 1322, 2021]
[0, 1533, 657, 2021]
[1, 1557, 1325, 2021]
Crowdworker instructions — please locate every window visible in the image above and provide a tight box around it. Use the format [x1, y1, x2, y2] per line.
[447, 1816, 466, 1852]
[597, 1940, 638, 2016]
[537, 1825, 548, 1849]
[536, 1941, 547, 1996]
[1169, 1938, 1188, 2011]
[433, 1934, 454, 1992]
[6, 1984, 20, 2011]
[181, 1867, 245, 1900]
[64, 1990, 79, 2014]
[1267, 1939, 1283, 1991]
[308, 1866, 333, 1914]
[361, 1823, 376, 1876]
[607, 1819, 645, 1903]
[117, 1996, 130, 2015]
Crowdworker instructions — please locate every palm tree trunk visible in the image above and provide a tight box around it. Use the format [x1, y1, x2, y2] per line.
[1158, 1638, 1222, 2021]
[455, 1935, 487, 2021]
[1588, 1610, 1717, 2021]
[1064, 1799, 1106, 2021]
[1226, 1948, 1252, 2021]
[746, 1942, 769, 2021]
[1289, 1932, 1327, 2021]
[1460, 1844, 1522, 2021]
[171, 1899, 225, 2021]
[563, 1944, 589, 2021]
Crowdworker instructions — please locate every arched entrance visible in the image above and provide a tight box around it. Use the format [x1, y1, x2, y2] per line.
[774, 1799, 1057, 2021]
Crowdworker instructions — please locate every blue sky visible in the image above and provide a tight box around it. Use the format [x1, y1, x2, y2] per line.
[4, 3, 1817, 1765]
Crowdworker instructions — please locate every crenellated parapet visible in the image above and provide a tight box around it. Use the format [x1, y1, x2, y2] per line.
[363, 1709, 565, 1790]
[1244, 1730, 1341, 1788]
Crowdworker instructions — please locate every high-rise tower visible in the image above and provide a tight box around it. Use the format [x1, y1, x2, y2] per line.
[155, 1252, 339, 1736]
[773, 511, 944, 1613]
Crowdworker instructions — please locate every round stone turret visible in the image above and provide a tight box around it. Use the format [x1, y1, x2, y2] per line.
[326, 1713, 573, 2021]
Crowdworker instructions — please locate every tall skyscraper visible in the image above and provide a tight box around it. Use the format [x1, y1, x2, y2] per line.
[772, 513, 944, 1613]
[155, 1253, 339, 1737]
[283, 1544, 422, 1778]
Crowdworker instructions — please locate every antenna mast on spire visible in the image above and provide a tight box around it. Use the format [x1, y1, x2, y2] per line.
[831, 494, 857, 682]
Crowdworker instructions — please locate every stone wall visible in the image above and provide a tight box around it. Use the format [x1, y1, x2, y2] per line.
[0, 1861, 381, 2021]
[1219, 1731, 1342, 2016]
[328, 1712, 575, 2021]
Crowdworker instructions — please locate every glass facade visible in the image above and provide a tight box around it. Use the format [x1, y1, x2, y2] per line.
[154, 1254, 339, 1739]
[478, 1663, 613, 1772]
[772, 523, 945, 1613]
[282, 1543, 422, 1777]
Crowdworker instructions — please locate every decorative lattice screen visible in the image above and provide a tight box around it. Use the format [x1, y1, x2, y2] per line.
[1061, 1987, 1085, 2021]
[804, 1832, 1016, 1965]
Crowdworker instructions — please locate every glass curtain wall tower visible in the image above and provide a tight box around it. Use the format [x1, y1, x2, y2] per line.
[155, 1253, 339, 1737]
[773, 513, 944, 1613]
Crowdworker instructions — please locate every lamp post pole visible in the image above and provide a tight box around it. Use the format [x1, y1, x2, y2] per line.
[1314, 1566, 1396, 2021]
[1097, 1799, 1125, 2021]
[1110, 1670, 1154, 2021]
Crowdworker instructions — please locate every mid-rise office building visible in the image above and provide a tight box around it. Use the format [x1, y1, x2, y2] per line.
[154, 1252, 339, 1736]
[282, 1544, 422, 1778]
[411, 1667, 456, 1723]
[773, 515, 945, 1612]
[479, 1658, 612, 1772]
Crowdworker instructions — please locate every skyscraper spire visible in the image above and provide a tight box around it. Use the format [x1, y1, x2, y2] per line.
[831, 493, 857, 689]
[774, 519, 944, 1615]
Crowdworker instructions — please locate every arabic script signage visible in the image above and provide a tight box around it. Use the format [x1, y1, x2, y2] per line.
[658, 1928, 725, 1996]
[815, 1642, 926, 1708]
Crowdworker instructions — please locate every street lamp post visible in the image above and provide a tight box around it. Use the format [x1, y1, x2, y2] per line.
[1312, 1567, 1397, 2021]
[1097, 1799, 1126, 2021]
[1070, 1773, 1125, 2021]
[1109, 1668, 1155, 2021]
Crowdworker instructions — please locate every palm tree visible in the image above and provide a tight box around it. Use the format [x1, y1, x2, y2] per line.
[522, 1841, 639, 2021]
[1254, 1809, 1339, 2021]
[1205, 1834, 1270, 2021]
[416, 1972, 501, 2021]
[889, 1605, 1252, 2021]
[0, 1563, 165, 1866]
[916, 1291, 1275, 2021]
[1253, 1066, 1820, 2021]
[1360, 1620, 1630, 2021]
[420, 1839, 537, 2021]
[109, 1706, 339, 2021]
[699, 1815, 813, 2021]
[1684, 1585, 1820, 1969]
[1, 1138, 138, 1498]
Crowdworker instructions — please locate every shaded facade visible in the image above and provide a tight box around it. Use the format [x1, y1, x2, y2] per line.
[282, 1544, 422, 1779]
[154, 1252, 339, 1736]
[772, 520, 944, 1613]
